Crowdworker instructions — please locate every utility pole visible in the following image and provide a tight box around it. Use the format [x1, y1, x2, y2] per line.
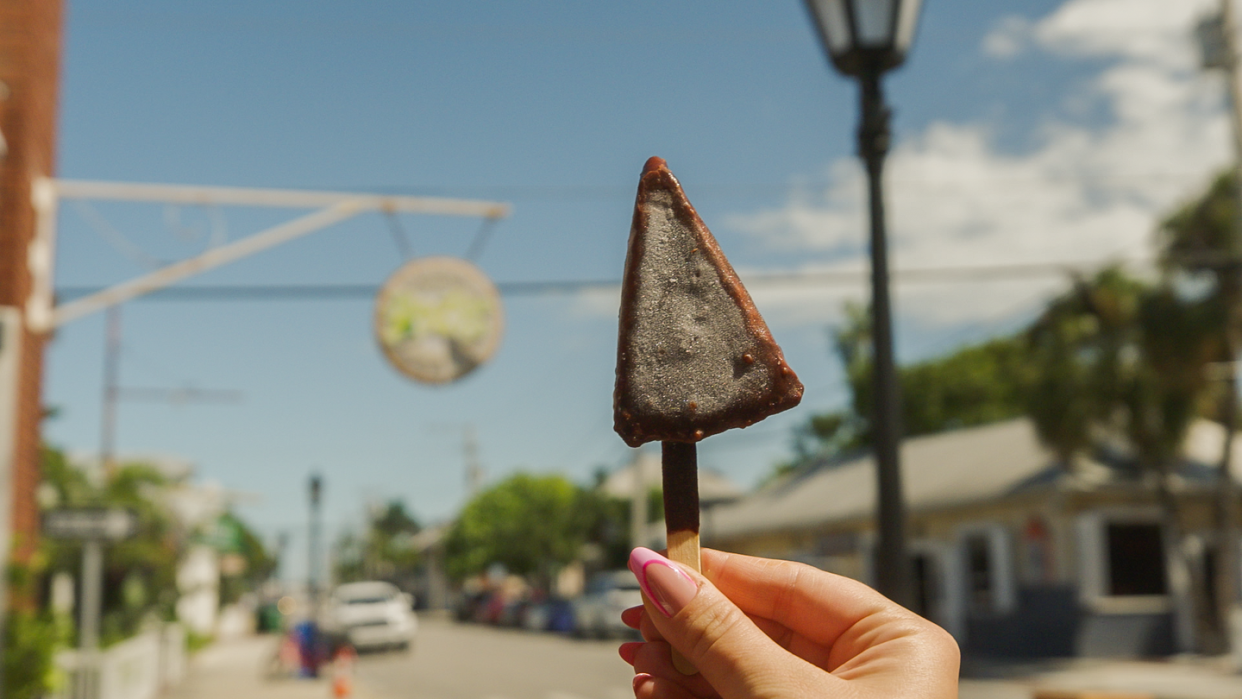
[434, 423, 485, 497]
[1198, 0, 1242, 658]
[99, 307, 121, 478]
[629, 451, 655, 550]
[96, 304, 242, 480]
[0, 1, 65, 681]
[464, 426, 483, 497]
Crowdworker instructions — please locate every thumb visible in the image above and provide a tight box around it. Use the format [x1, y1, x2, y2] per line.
[629, 548, 832, 699]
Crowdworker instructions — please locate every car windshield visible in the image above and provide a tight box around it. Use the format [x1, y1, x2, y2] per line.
[343, 595, 393, 605]
[588, 573, 641, 594]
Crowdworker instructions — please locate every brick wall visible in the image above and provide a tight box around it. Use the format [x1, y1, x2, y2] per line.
[0, 0, 63, 564]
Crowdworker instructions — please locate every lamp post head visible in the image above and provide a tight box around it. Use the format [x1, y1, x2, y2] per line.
[309, 474, 322, 507]
[804, 0, 923, 77]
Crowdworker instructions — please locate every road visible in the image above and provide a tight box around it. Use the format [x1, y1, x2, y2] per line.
[352, 616, 1242, 699]
[357, 616, 1033, 699]
[356, 616, 636, 699]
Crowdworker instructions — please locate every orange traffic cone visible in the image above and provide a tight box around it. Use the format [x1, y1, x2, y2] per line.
[331, 645, 356, 698]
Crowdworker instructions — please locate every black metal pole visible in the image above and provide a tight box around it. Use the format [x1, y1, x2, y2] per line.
[309, 474, 322, 608]
[858, 67, 910, 608]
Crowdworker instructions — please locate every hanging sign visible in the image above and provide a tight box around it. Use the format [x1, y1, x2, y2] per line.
[374, 257, 504, 384]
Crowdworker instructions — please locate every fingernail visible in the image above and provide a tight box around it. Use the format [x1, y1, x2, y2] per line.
[618, 641, 641, 665]
[629, 547, 698, 617]
[632, 673, 653, 695]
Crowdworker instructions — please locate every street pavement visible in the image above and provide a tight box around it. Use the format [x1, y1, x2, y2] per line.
[354, 615, 634, 699]
[163, 615, 1242, 699]
[163, 633, 380, 699]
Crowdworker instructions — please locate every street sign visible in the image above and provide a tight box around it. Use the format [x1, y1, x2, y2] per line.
[42, 508, 136, 541]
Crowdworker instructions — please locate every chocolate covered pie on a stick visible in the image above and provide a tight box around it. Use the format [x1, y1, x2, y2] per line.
[614, 157, 803, 670]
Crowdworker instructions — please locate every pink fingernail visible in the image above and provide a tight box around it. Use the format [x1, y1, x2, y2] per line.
[628, 547, 698, 617]
[632, 673, 653, 695]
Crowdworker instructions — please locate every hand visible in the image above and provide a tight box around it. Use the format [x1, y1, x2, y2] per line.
[618, 547, 959, 699]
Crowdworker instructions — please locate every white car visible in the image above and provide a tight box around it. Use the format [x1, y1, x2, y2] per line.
[571, 570, 643, 639]
[322, 581, 417, 651]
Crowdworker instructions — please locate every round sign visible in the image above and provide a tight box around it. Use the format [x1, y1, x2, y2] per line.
[374, 257, 504, 384]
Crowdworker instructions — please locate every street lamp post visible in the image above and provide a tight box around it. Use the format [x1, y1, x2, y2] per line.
[804, 0, 923, 607]
[308, 473, 323, 609]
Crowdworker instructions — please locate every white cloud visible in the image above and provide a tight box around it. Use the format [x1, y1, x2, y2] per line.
[727, 0, 1230, 329]
[983, 16, 1033, 59]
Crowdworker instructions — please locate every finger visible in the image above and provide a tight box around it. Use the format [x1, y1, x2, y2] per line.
[700, 548, 959, 682]
[636, 595, 831, 670]
[637, 603, 665, 643]
[631, 641, 718, 699]
[700, 548, 911, 646]
[622, 606, 644, 630]
[633, 673, 706, 699]
[630, 548, 839, 699]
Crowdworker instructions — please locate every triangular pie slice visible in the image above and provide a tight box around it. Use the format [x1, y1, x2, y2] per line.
[614, 157, 803, 447]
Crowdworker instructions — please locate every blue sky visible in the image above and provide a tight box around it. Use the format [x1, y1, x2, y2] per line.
[42, 0, 1232, 578]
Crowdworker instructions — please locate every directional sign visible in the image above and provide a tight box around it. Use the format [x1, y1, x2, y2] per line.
[43, 508, 136, 541]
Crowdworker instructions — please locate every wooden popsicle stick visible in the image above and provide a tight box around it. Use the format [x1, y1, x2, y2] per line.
[662, 441, 700, 675]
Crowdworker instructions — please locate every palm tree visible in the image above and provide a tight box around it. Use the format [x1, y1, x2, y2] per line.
[1157, 170, 1242, 652]
[1025, 267, 1223, 650]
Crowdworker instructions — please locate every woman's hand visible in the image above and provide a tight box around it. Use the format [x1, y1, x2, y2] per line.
[618, 547, 959, 699]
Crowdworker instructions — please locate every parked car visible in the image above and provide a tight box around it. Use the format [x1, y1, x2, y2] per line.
[571, 570, 643, 639]
[321, 581, 417, 652]
[523, 597, 576, 634]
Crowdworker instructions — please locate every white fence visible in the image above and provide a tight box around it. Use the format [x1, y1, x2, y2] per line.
[54, 624, 186, 699]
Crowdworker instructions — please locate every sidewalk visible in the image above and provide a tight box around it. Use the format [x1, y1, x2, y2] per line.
[164, 634, 377, 699]
[960, 655, 1242, 699]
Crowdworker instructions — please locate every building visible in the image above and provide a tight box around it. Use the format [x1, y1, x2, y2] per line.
[603, 450, 743, 551]
[706, 418, 1242, 658]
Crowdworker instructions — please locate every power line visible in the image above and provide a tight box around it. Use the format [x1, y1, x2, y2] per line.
[53, 258, 1146, 303]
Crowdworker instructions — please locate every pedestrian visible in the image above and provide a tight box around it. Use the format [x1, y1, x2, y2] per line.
[619, 547, 959, 699]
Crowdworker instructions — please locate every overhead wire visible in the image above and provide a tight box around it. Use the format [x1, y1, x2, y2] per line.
[53, 257, 1152, 303]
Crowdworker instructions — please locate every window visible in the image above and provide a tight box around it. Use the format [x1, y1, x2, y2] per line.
[964, 534, 993, 611]
[1105, 522, 1167, 596]
[1077, 511, 1170, 610]
[910, 552, 939, 621]
[955, 525, 1015, 616]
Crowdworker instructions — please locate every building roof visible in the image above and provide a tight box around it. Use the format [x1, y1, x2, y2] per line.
[709, 417, 1242, 542]
[709, 419, 1058, 540]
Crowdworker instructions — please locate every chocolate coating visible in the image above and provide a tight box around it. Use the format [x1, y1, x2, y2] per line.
[614, 158, 803, 447]
[661, 442, 700, 534]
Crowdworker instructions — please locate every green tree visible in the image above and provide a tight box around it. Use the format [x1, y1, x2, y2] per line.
[334, 500, 421, 584]
[444, 473, 592, 586]
[40, 454, 183, 645]
[1023, 268, 1146, 464]
[783, 301, 1031, 470]
[1023, 266, 1223, 651]
[1154, 169, 1242, 652]
[216, 512, 278, 606]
